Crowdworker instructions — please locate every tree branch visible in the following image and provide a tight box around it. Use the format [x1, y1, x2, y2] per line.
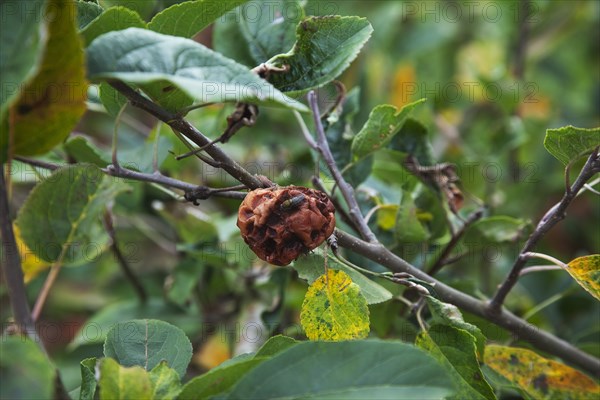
[334, 228, 600, 377]
[489, 149, 600, 312]
[0, 167, 40, 344]
[108, 80, 267, 190]
[307, 91, 376, 242]
[15, 157, 248, 200]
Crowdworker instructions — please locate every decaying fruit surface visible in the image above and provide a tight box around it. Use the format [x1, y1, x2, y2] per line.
[237, 186, 336, 266]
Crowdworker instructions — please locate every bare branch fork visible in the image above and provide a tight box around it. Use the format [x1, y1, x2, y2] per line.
[78, 82, 599, 376]
[489, 148, 600, 312]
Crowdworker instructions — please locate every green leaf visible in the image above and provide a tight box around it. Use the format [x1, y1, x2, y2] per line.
[69, 298, 201, 349]
[0, 337, 56, 400]
[213, 9, 255, 67]
[395, 192, 430, 244]
[544, 125, 600, 165]
[119, 134, 170, 173]
[239, 0, 304, 64]
[103, 319, 193, 378]
[76, 0, 104, 30]
[80, 6, 146, 46]
[178, 358, 266, 400]
[98, 357, 152, 400]
[86, 28, 308, 112]
[15, 164, 128, 264]
[225, 340, 455, 399]
[268, 16, 373, 94]
[464, 216, 527, 245]
[565, 254, 600, 301]
[351, 99, 427, 161]
[79, 358, 98, 400]
[165, 259, 205, 307]
[425, 296, 486, 358]
[148, 0, 248, 38]
[0, 0, 45, 114]
[101, 0, 157, 20]
[294, 253, 392, 305]
[99, 82, 128, 117]
[149, 361, 182, 400]
[389, 118, 435, 166]
[300, 269, 370, 340]
[5, 0, 87, 157]
[485, 345, 600, 399]
[64, 136, 111, 167]
[254, 335, 298, 358]
[417, 325, 496, 400]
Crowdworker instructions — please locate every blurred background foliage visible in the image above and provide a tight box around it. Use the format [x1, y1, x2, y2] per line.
[2, 0, 599, 392]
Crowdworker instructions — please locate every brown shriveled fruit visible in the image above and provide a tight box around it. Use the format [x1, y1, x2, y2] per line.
[237, 186, 336, 266]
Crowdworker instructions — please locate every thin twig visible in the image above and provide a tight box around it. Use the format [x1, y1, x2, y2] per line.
[31, 265, 61, 321]
[307, 91, 376, 242]
[15, 156, 247, 200]
[103, 210, 148, 303]
[293, 111, 318, 149]
[0, 168, 41, 344]
[489, 149, 600, 312]
[427, 207, 485, 276]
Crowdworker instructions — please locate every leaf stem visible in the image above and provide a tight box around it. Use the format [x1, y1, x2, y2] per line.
[522, 252, 567, 268]
[519, 265, 564, 277]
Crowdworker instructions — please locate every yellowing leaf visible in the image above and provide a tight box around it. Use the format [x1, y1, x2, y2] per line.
[389, 64, 416, 109]
[484, 345, 600, 400]
[193, 332, 231, 370]
[13, 225, 50, 283]
[300, 269, 369, 341]
[566, 255, 600, 301]
[99, 358, 152, 400]
[376, 204, 399, 231]
[519, 95, 551, 120]
[8, 0, 87, 156]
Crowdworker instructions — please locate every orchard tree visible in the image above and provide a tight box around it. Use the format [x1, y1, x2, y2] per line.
[1, 0, 599, 399]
